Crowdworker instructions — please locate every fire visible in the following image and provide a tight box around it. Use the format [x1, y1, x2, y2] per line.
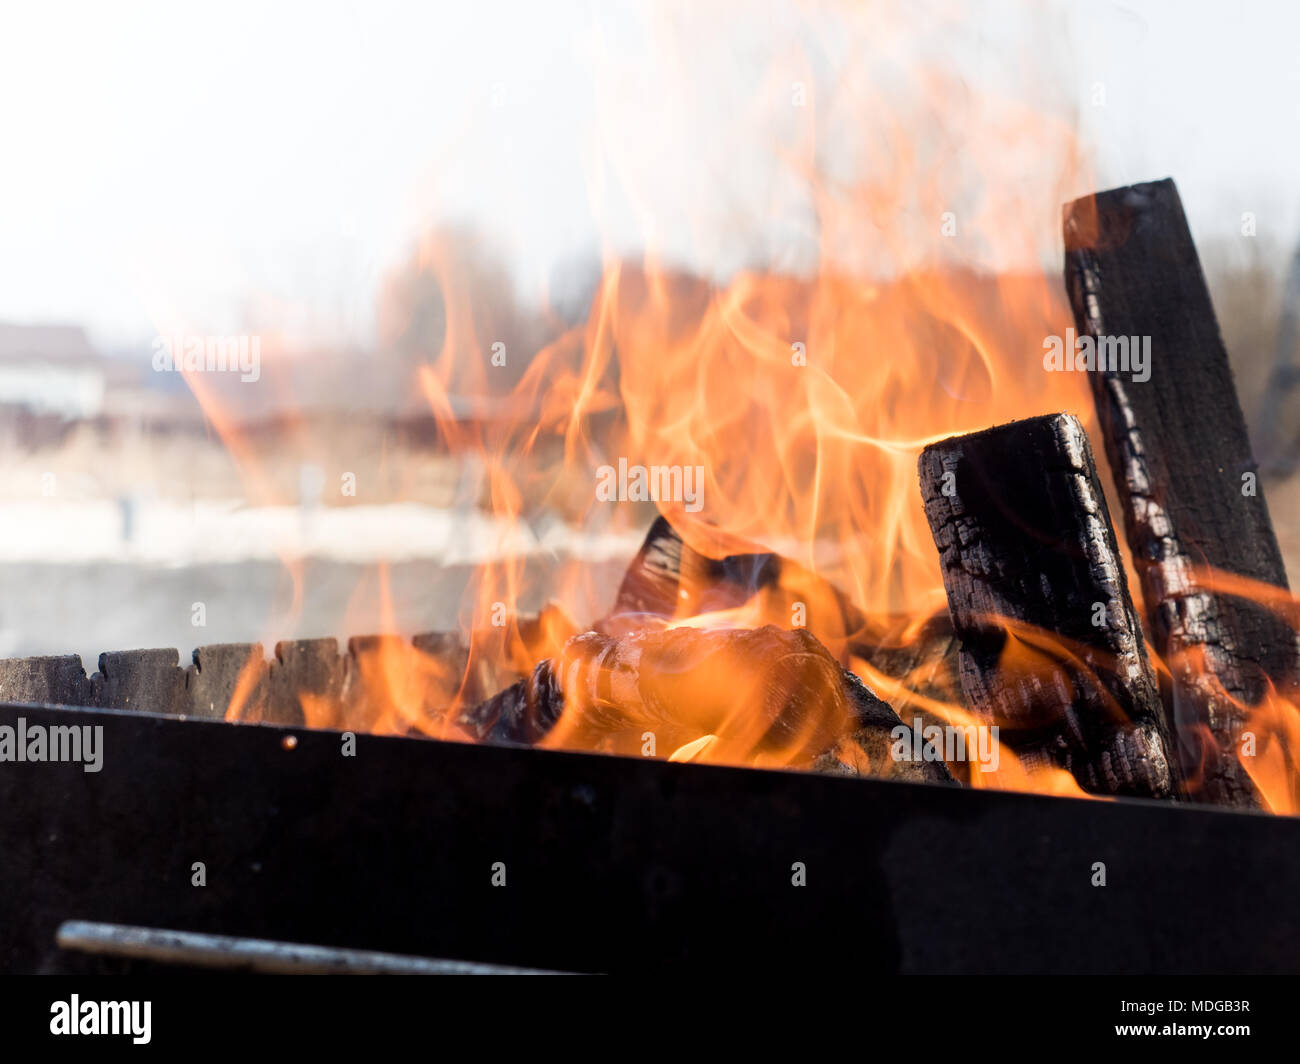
[349, 252, 1122, 794]
[158, 3, 1299, 809]
[668, 734, 718, 762]
[1242, 687, 1300, 816]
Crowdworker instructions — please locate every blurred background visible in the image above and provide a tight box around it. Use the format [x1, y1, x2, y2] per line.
[2, 0, 1298, 666]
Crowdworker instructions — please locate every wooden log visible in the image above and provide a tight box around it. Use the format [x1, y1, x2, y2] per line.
[1064, 177, 1298, 807]
[460, 625, 955, 784]
[604, 517, 962, 697]
[92, 649, 187, 716]
[186, 644, 267, 721]
[0, 655, 92, 706]
[603, 518, 778, 632]
[459, 657, 563, 745]
[603, 516, 968, 774]
[919, 413, 1178, 799]
[602, 517, 860, 648]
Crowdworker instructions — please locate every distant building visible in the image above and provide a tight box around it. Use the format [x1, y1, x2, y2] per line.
[0, 323, 105, 419]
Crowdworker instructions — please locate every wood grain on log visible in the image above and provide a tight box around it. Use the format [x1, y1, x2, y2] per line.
[1064, 177, 1298, 807]
[919, 413, 1178, 799]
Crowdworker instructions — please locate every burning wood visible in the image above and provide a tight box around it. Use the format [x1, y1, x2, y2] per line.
[4, 225, 1298, 808]
[267, 639, 344, 728]
[919, 413, 1178, 799]
[187, 644, 266, 721]
[1064, 178, 1300, 808]
[604, 516, 965, 758]
[459, 623, 954, 782]
[607, 516, 876, 652]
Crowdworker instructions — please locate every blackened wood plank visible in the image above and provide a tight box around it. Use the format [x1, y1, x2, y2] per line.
[343, 634, 463, 734]
[412, 629, 512, 713]
[187, 644, 267, 721]
[0, 655, 92, 706]
[267, 639, 344, 728]
[411, 608, 579, 713]
[1064, 177, 1298, 807]
[410, 631, 471, 699]
[92, 649, 187, 716]
[919, 414, 1177, 799]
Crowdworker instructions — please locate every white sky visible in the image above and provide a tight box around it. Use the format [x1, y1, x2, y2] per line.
[1, 0, 1297, 349]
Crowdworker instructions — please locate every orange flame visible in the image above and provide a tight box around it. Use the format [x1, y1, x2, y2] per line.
[154, 4, 1299, 811]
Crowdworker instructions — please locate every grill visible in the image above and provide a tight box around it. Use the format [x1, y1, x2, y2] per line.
[5, 700, 1298, 974]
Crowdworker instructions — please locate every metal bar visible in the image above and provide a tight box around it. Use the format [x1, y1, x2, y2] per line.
[55, 921, 560, 975]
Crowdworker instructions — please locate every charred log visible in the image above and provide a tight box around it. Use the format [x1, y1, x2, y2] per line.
[604, 516, 964, 744]
[1064, 178, 1297, 808]
[459, 657, 565, 745]
[919, 413, 1178, 799]
[459, 624, 955, 784]
[603, 518, 794, 636]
